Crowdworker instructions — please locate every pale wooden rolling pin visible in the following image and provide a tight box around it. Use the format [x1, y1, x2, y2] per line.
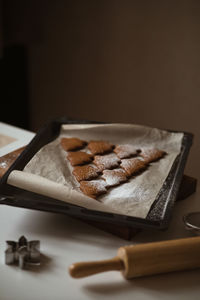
[69, 236, 200, 279]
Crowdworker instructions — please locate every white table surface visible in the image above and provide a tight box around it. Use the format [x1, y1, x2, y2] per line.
[0, 123, 200, 300]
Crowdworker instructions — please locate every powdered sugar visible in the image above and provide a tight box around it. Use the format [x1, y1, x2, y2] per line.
[80, 179, 107, 198]
[120, 157, 146, 176]
[114, 144, 140, 159]
[102, 169, 127, 187]
[140, 148, 166, 163]
[93, 153, 120, 171]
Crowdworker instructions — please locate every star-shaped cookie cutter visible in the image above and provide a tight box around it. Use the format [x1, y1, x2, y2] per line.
[5, 236, 40, 269]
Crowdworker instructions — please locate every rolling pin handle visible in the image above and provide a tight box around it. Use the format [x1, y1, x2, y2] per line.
[69, 256, 124, 278]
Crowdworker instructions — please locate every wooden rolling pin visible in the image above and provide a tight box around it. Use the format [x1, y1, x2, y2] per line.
[69, 236, 200, 279]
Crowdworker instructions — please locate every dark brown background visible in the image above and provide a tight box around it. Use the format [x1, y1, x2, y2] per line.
[1, 0, 200, 179]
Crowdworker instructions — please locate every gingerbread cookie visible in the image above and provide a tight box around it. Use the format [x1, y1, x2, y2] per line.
[67, 151, 93, 166]
[93, 153, 120, 172]
[114, 144, 140, 159]
[140, 148, 166, 164]
[88, 140, 114, 155]
[80, 179, 107, 199]
[120, 158, 147, 177]
[72, 165, 100, 182]
[60, 137, 86, 151]
[102, 168, 127, 187]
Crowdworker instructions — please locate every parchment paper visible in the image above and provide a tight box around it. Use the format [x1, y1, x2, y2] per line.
[7, 124, 183, 218]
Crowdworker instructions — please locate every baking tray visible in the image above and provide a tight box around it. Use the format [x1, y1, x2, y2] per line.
[0, 117, 193, 230]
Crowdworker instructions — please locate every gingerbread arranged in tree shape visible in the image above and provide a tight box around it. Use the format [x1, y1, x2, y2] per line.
[60, 137, 166, 199]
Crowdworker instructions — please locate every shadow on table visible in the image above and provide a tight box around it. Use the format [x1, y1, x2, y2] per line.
[17, 210, 127, 248]
[25, 253, 53, 273]
[83, 268, 200, 296]
[5, 253, 54, 274]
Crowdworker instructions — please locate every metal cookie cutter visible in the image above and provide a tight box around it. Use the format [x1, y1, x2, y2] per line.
[183, 212, 200, 235]
[5, 236, 40, 269]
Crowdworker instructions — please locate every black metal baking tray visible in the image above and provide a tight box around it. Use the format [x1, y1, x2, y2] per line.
[0, 117, 193, 230]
